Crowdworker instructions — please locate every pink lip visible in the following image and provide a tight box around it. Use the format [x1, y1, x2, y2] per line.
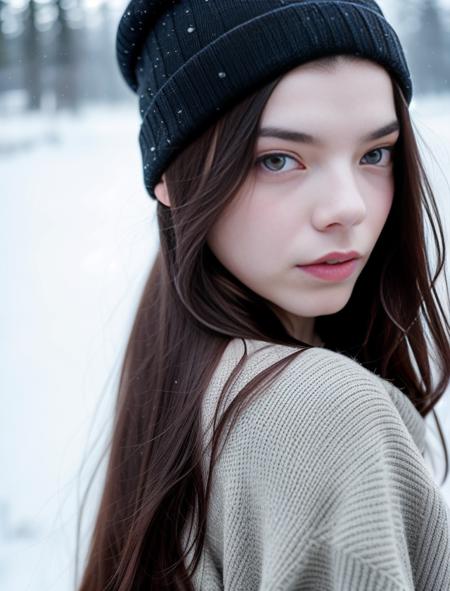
[296, 259, 359, 281]
[305, 250, 361, 265]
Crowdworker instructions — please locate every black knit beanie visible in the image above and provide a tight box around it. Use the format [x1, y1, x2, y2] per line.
[116, 0, 412, 200]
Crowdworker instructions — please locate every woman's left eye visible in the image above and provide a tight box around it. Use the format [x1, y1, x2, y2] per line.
[361, 147, 395, 166]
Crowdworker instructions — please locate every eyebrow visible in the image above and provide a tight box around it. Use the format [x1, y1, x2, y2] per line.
[257, 121, 400, 145]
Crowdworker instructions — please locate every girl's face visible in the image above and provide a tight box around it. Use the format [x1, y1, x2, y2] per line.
[206, 57, 399, 342]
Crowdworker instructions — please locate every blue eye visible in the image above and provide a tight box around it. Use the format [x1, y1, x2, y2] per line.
[255, 153, 298, 173]
[361, 147, 395, 166]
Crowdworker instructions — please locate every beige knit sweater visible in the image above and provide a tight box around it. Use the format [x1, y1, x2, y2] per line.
[182, 338, 450, 590]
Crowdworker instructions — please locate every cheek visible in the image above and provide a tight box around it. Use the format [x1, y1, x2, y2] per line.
[368, 177, 395, 235]
[206, 197, 287, 276]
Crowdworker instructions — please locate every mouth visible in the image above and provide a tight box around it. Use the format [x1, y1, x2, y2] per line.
[296, 258, 360, 282]
[303, 251, 362, 266]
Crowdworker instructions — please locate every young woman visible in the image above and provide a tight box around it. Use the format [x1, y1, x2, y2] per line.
[77, 1, 450, 589]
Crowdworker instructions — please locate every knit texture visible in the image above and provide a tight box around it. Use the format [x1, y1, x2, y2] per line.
[115, 0, 413, 199]
[182, 339, 450, 590]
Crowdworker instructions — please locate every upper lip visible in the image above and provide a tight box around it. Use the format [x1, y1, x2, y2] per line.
[299, 251, 362, 265]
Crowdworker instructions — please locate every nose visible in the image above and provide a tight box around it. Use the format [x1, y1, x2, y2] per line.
[311, 165, 367, 231]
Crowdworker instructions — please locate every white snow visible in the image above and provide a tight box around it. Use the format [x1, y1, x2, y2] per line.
[1, 95, 450, 590]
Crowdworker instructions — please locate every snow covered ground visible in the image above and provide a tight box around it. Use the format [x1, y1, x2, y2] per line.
[1, 95, 450, 590]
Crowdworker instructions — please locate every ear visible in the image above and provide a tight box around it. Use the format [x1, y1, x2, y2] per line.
[154, 174, 171, 207]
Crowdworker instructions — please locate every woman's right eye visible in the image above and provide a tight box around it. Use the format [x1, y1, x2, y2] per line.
[255, 153, 300, 174]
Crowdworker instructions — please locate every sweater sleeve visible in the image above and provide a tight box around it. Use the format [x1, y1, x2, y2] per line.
[208, 348, 450, 591]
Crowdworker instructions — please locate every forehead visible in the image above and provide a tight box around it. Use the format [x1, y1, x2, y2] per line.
[260, 58, 396, 133]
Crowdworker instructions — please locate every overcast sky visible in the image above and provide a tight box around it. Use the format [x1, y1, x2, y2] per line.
[379, 0, 450, 18]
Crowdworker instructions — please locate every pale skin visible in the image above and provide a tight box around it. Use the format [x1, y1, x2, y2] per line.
[155, 57, 400, 346]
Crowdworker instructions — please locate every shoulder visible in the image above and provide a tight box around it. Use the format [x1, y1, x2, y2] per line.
[210, 338, 424, 472]
[216, 337, 394, 418]
[220, 337, 388, 392]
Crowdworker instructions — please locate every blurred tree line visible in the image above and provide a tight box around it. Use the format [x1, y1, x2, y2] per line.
[0, 0, 129, 112]
[0, 0, 449, 113]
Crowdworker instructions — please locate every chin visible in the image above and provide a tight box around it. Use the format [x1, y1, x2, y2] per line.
[284, 295, 353, 317]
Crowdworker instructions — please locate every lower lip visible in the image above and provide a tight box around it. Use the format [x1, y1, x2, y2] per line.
[296, 259, 359, 281]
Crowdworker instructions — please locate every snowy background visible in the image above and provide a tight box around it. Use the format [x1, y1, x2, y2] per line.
[1, 1, 450, 590]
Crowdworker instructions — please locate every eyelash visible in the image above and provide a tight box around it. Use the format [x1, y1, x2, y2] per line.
[255, 146, 396, 174]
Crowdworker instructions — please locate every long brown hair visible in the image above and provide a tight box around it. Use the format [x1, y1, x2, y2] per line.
[76, 55, 450, 590]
